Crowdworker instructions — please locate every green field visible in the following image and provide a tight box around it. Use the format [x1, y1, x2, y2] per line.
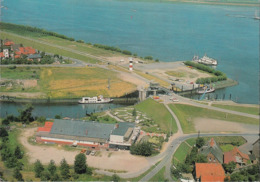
[172, 142, 192, 165]
[149, 166, 166, 182]
[169, 104, 259, 133]
[212, 104, 259, 116]
[135, 98, 178, 134]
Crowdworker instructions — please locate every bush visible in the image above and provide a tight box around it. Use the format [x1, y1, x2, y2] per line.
[144, 56, 153, 60]
[37, 116, 46, 123]
[130, 142, 153, 156]
[34, 160, 44, 178]
[74, 153, 87, 174]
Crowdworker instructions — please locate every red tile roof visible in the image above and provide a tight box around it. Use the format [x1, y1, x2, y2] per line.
[4, 41, 14, 46]
[0, 52, 4, 57]
[224, 147, 249, 164]
[37, 122, 54, 132]
[196, 163, 225, 182]
[210, 138, 215, 147]
[15, 47, 36, 55]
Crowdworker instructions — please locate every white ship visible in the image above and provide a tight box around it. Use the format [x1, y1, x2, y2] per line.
[254, 10, 260, 20]
[197, 87, 215, 94]
[78, 95, 113, 104]
[193, 54, 218, 66]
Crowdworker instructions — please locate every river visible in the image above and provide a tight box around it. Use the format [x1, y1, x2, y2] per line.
[0, 102, 127, 118]
[0, 0, 259, 105]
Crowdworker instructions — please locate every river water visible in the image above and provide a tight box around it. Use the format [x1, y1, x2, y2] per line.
[0, 0, 259, 107]
[0, 102, 126, 118]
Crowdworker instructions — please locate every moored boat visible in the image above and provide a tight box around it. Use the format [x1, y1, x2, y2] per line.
[197, 87, 215, 94]
[78, 95, 113, 104]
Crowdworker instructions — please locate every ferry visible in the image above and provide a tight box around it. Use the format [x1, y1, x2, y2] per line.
[197, 87, 215, 94]
[193, 54, 218, 66]
[78, 95, 113, 104]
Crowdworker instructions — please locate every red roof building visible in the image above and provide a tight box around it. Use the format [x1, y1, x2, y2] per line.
[37, 122, 54, 132]
[15, 47, 36, 56]
[0, 52, 4, 58]
[224, 147, 249, 168]
[4, 41, 15, 46]
[195, 163, 226, 182]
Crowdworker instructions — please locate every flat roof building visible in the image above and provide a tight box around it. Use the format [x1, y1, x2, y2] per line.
[36, 119, 138, 150]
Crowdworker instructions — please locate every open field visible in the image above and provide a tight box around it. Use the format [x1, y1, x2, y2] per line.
[134, 98, 178, 134]
[149, 166, 166, 182]
[169, 104, 259, 133]
[212, 104, 259, 115]
[0, 66, 136, 99]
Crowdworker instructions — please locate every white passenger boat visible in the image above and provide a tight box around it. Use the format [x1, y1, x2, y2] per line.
[78, 95, 113, 104]
[197, 87, 215, 94]
[193, 54, 218, 66]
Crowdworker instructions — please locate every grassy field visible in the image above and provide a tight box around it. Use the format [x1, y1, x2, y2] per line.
[172, 142, 192, 165]
[0, 66, 136, 98]
[135, 98, 178, 134]
[169, 104, 259, 133]
[149, 166, 166, 182]
[212, 104, 259, 116]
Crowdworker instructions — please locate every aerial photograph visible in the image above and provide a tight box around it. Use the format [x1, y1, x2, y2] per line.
[0, 0, 259, 181]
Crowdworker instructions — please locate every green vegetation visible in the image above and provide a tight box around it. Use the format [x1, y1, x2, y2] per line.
[149, 166, 166, 182]
[93, 43, 133, 56]
[212, 104, 259, 115]
[165, 71, 186, 77]
[130, 142, 153, 156]
[172, 142, 192, 165]
[225, 164, 259, 181]
[135, 98, 177, 134]
[184, 61, 227, 84]
[0, 67, 41, 80]
[169, 104, 259, 133]
[220, 144, 235, 152]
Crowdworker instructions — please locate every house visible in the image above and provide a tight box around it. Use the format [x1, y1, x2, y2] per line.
[36, 119, 138, 150]
[224, 147, 250, 168]
[195, 163, 226, 182]
[199, 138, 223, 163]
[4, 40, 14, 46]
[27, 54, 42, 62]
[15, 47, 36, 57]
[251, 139, 259, 159]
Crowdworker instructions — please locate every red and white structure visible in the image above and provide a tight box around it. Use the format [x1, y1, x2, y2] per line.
[129, 57, 133, 71]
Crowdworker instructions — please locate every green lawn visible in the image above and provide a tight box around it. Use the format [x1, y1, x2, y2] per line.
[149, 166, 166, 182]
[172, 142, 192, 165]
[220, 144, 235, 152]
[169, 104, 259, 133]
[212, 104, 259, 116]
[135, 98, 178, 134]
[0, 67, 41, 80]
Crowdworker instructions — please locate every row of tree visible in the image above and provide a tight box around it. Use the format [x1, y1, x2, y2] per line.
[93, 44, 133, 55]
[1, 22, 75, 41]
[184, 61, 227, 84]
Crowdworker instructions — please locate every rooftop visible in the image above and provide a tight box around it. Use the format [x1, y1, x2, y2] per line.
[200, 138, 223, 163]
[224, 147, 249, 164]
[195, 163, 225, 182]
[50, 119, 115, 140]
[112, 122, 135, 136]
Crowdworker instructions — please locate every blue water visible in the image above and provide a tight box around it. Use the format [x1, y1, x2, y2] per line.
[1, 0, 259, 104]
[0, 102, 125, 119]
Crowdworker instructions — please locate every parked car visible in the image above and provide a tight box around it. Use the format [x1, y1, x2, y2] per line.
[90, 150, 96, 156]
[170, 97, 179, 102]
[86, 150, 91, 155]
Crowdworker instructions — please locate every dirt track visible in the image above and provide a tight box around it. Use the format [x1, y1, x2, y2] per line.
[19, 128, 149, 172]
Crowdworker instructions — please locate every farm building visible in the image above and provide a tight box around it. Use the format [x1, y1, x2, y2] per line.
[36, 119, 138, 150]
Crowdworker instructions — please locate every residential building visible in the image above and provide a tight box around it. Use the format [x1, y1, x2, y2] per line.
[36, 119, 138, 150]
[199, 138, 223, 163]
[224, 147, 250, 168]
[195, 163, 226, 182]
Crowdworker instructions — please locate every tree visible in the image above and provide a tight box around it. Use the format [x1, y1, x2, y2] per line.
[223, 161, 236, 174]
[111, 174, 120, 182]
[55, 114, 61, 119]
[6, 155, 18, 168]
[0, 127, 8, 137]
[60, 158, 70, 180]
[37, 116, 46, 123]
[14, 146, 23, 159]
[196, 137, 205, 148]
[18, 104, 34, 123]
[132, 108, 137, 117]
[13, 167, 23, 181]
[34, 160, 44, 178]
[74, 153, 87, 174]
[130, 142, 153, 156]
[171, 167, 182, 179]
[40, 170, 51, 181]
[47, 160, 57, 175]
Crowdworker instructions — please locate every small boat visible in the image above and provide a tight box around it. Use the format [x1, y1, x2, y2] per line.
[197, 87, 215, 94]
[254, 10, 260, 20]
[78, 95, 113, 104]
